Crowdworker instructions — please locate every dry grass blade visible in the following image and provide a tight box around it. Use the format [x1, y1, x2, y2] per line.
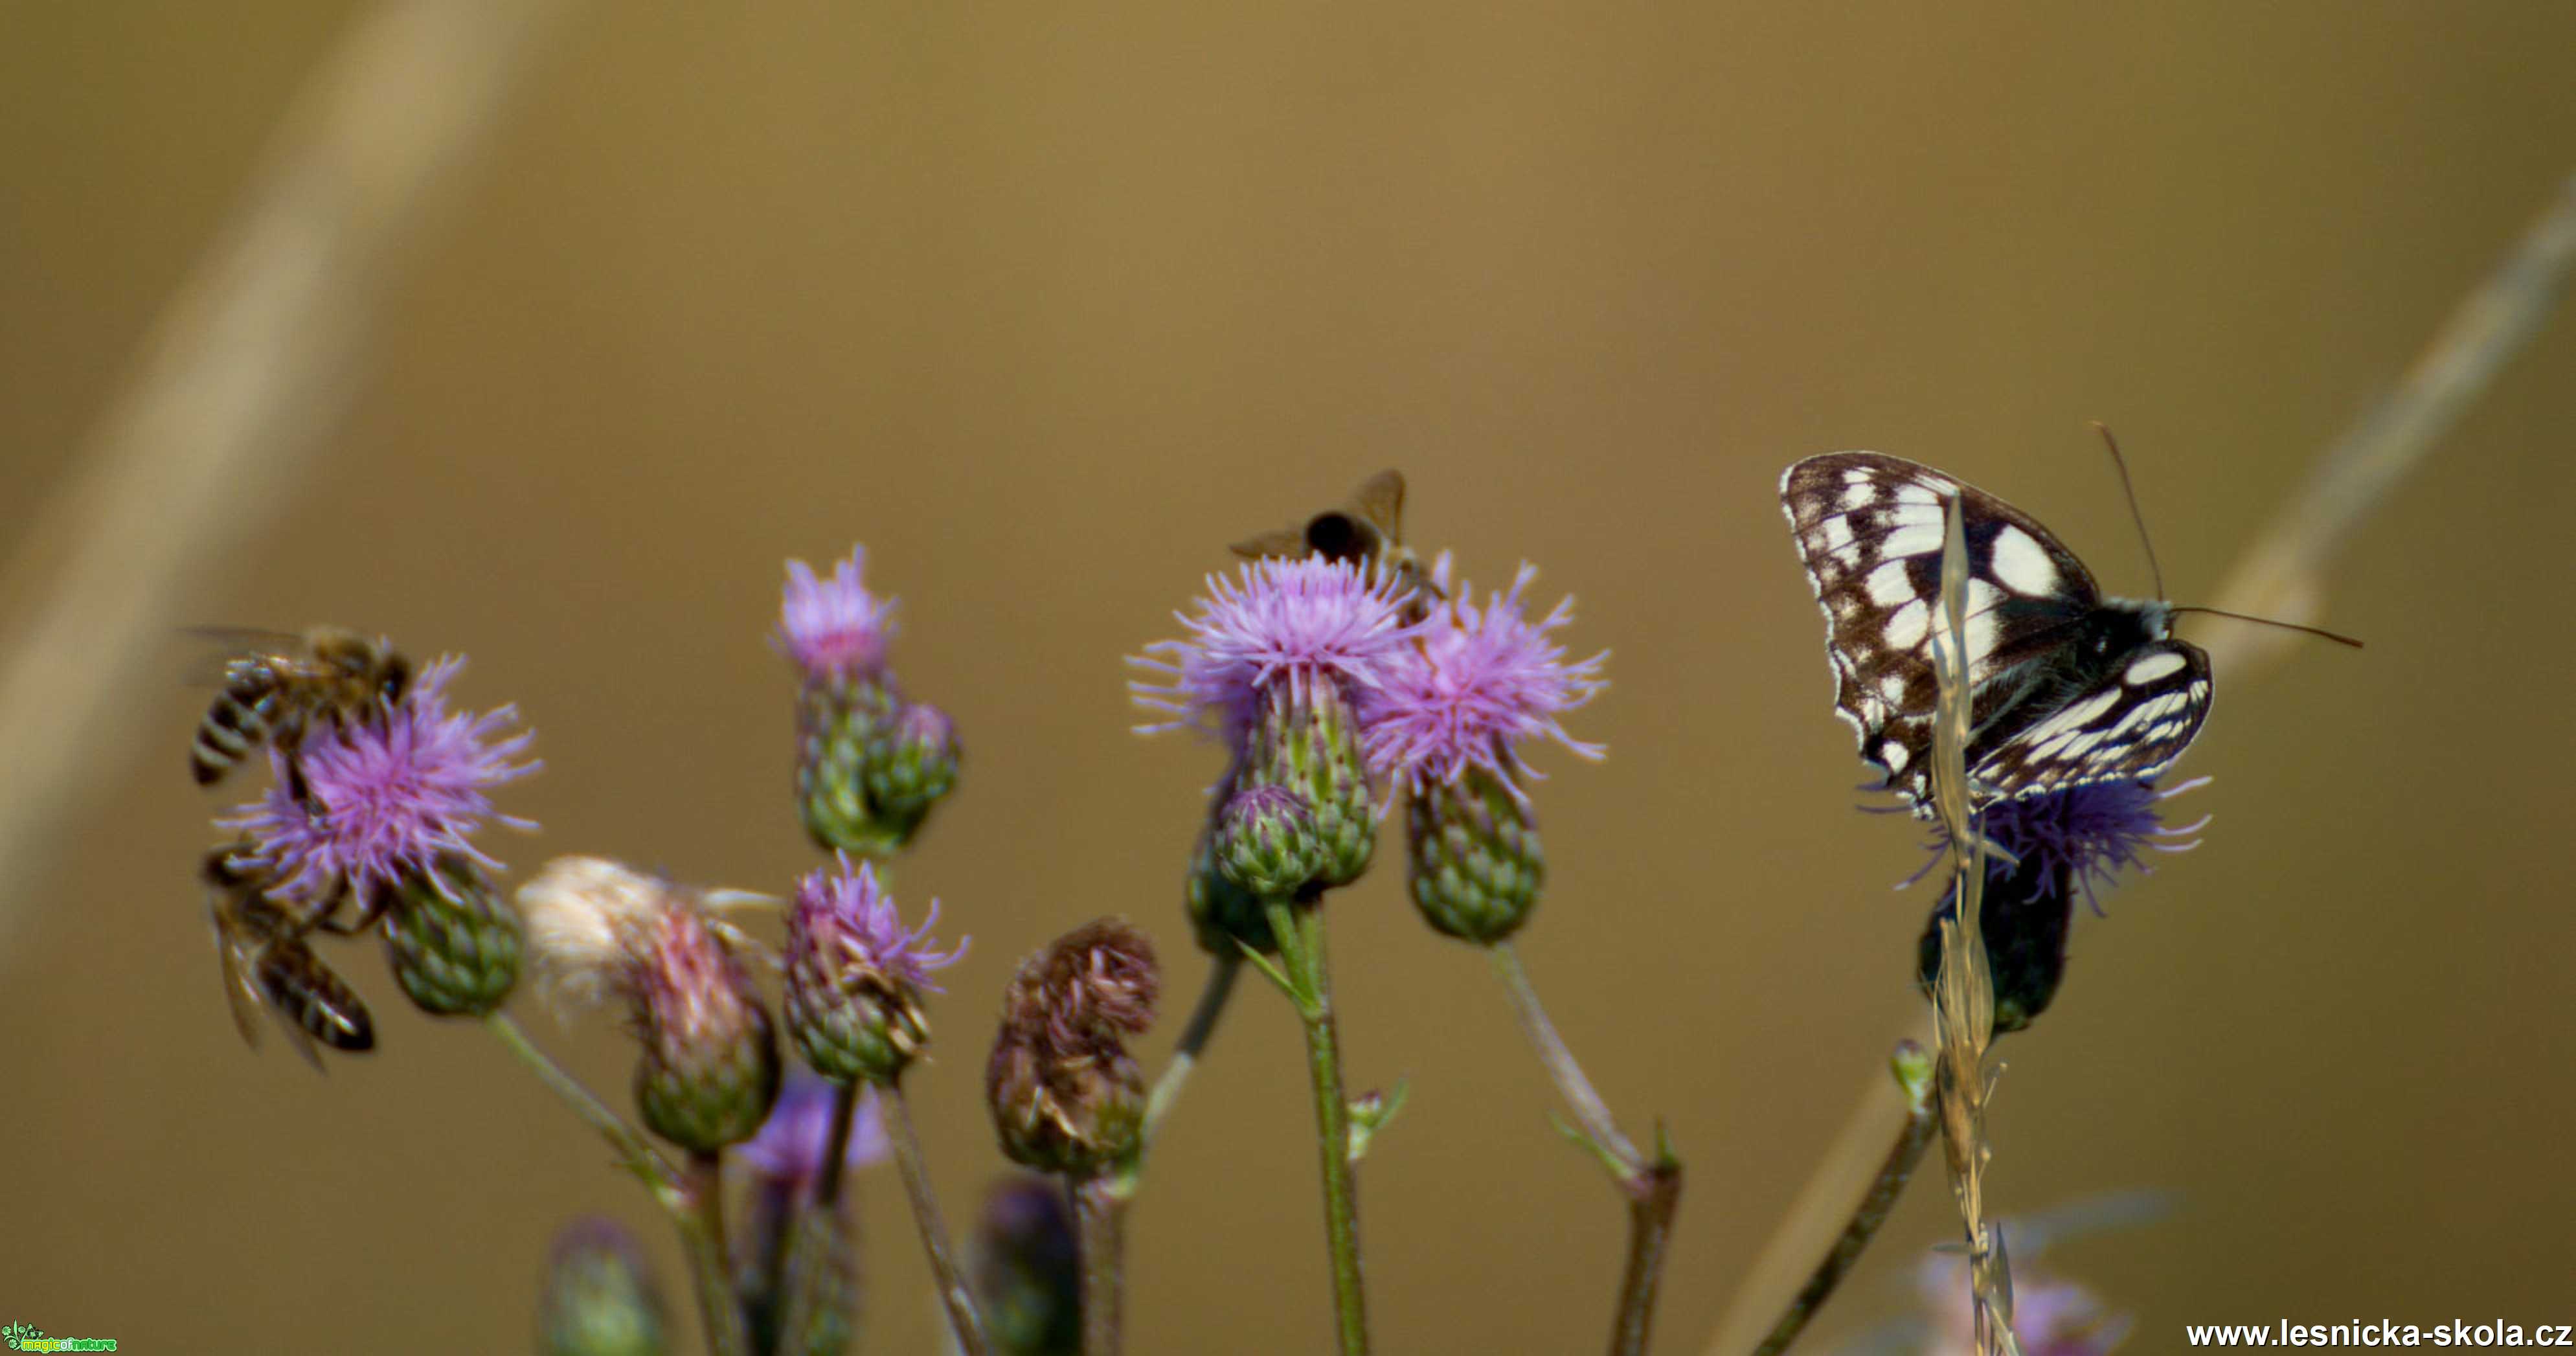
[0, 0, 585, 960]
[2203, 170, 2576, 683]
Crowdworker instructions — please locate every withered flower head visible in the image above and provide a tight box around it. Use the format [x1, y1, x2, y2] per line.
[517, 856, 780, 1152]
[986, 920, 1160, 1178]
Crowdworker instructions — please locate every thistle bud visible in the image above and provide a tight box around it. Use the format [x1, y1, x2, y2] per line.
[784, 855, 965, 1086]
[986, 920, 1159, 1177]
[1239, 680, 1377, 887]
[780, 546, 914, 857]
[797, 672, 906, 857]
[865, 700, 962, 823]
[1405, 767, 1544, 943]
[1915, 852, 2072, 1036]
[1212, 784, 1324, 900]
[972, 1175, 1082, 1356]
[634, 908, 781, 1152]
[383, 855, 523, 1017]
[540, 1216, 670, 1356]
[1184, 817, 1276, 956]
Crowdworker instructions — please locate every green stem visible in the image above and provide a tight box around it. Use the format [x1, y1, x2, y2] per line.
[1264, 899, 1370, 1356]
[773, 1080, 863, 1355]
[886, 1078, 995, 1356]
[1074, 1173, 1127, 1356]
[1140, 953, 1242, 1153]
[484, 1013, 684, 1205]
[685, 1150, 754, 1356]
[1610, 1160, 1684, 1356]
[1487, 942, 1683, 1356]
[1750, 1070, 1938, 1356]
[1487, 941, 1640, 1171]
[482, 1014, 744, 1356]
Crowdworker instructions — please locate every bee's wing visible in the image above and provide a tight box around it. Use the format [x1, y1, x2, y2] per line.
[1228, 528, 1311, 560]
[207, 901, 269, 1054]
[177, 626, 300, 686]
[1348, 469, 1407, 539]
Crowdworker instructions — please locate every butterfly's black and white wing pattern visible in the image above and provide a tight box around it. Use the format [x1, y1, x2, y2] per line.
[1778, 451, 2211, 813]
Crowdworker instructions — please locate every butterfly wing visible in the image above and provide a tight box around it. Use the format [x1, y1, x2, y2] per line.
[1780, 452, 2123, 806]
[1970, 637, 2212, 800]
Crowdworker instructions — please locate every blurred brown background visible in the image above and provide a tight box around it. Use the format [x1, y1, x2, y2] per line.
[5, 3, 2573, 1352]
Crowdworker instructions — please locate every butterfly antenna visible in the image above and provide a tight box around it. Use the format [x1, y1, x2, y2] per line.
[2090, 421, 2166, 600]
[2167, 606, 2365, 649]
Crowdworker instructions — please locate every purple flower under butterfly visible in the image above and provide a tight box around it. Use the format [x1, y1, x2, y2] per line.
[221, 656, 536, 912]
[1913, 776, 2209, 914]
[1918, 1252, 2133, 1356]
[1359, 561, 1607, 796]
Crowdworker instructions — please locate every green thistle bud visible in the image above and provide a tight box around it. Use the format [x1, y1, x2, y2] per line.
[784, 857, 962, 1086]
[797, 672, 907, 858]
[1239, 681, 1377, 887]
[986, 921, 1159, 1177]
[633, 909, 781, 1153]
[540, 1216, 670, 1356]
[1212, 784, 1324, 899]
[383, 855, 523, 1018]
[864, 700, 961, 824]
[1184, 815, 1276, 955]
[1405, 767, 1545, 943]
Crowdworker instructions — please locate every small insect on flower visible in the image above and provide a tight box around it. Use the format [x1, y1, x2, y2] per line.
[203, 845, 374, 1069]
[1230, 468, 1443, 616]
[190, 626, 411, 798]
[219, 656, 536, 934]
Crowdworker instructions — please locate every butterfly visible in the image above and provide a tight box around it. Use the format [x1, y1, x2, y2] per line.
[1779, 451, 2211, 815]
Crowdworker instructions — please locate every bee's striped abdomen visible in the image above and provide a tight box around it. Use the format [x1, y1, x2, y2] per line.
[192, 667, 284, 785]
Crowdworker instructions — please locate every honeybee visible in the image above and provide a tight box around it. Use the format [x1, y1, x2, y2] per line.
[203, 846, 375, 1069]
[190, 626, 410, 793]
[1229, 469, 1441, 613]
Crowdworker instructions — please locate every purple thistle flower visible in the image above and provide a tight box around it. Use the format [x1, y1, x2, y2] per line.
[1129, 556, 1427, 745]
[1360, 562, 1607, 795]
[1919, 1254, 2133, 1356]
[738, 1072, 890, 1186]
[221, 657, 536, 910]
[789, 853, 968, 993]
[1911, 777, 2209, 914]
[778, 546, 899, 680]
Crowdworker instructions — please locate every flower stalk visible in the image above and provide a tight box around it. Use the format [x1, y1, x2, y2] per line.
[1074, 1175, 1127, 1355]
[1140, 953, 1242, 1150]
[1488, 941, 1682, 1356]
[1250, 898, 1370, 1356]
[684, 1150, 753, 1356]
[888, 1079, 996, 1356]
[1748, 1042, 1939, 1356]
[769, 1079, 864, 1356]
